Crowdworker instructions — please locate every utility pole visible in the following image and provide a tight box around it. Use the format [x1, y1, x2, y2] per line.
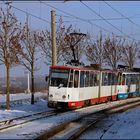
[51, 10, 57, 66]
[26, 11, 34, 104]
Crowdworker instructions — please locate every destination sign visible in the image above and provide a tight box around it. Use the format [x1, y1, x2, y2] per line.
[51, 68, 69, 73]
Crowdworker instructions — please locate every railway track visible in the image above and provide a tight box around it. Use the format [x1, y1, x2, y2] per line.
[36, 98, 140, 140]
[0, 110, 57, 132]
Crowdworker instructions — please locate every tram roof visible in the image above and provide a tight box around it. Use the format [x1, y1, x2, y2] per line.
[50, 65, 118, 73]
[122, 72, 140, 74]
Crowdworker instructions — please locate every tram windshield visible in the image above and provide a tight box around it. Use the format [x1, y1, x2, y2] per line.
[50, 68, 69, 87]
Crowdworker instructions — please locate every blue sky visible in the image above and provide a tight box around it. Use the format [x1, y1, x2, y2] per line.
[1, 1, 140, 77]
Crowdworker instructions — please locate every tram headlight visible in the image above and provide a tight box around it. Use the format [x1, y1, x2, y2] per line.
[49, 94, 53, 98]
[62, 95, 66, 99]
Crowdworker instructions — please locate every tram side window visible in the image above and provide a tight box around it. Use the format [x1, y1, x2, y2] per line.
[108, 73, 112, 85]
[134, 74, 137, 84]
[117, 73, 122, 85]
[80, 71, 85, 87]
[126, 74, 131, 85]
[68, 70, 73, 88]
[90, 72, 94, 86]
[74, 71, 79, 88]
[111, 73, 117, 85]
[136, 74, 139, 84]
[111, 73, 114, 85]
[102, 73, 108, 86]
[114, 74, 118, 85]
[85, 71, 89, 87]
[122, 74, 125, 85]
[131, 74, 135, 84]
[94, 73, 98, 86]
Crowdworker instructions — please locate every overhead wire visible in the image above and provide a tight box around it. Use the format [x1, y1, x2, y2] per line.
[103, 1, 140, 29]
[2, 1, 51, 25]
[56, 14, 127, 21]
[40, 1, 140, 42]
[2, 1, 139, 42]
[39, 1, 122, 36]
[80, 1, 139, 41]
[61, 17, 137, 24]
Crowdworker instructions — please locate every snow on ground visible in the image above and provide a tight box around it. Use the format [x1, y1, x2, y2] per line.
[79, 106, 140, 139]
[0, 95, 140, 139]
[0, 92, 50, 120]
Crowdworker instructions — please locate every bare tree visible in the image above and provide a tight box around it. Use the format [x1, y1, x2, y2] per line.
[0, 5, 21, 110]
[104, 35, 125, 70]
[85, 32, 105, 69]
[19, 19, 41, 104]
[122, 41, 139, 70]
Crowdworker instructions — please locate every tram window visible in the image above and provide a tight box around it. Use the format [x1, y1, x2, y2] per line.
[131, 74, 133, 84]
[114, 74, 118, 85]
[74, 71, 79, 88]
[134, 74, 137, 84]
[131, 74, 134, 84]
[94, 73, 100, 86]
[68, 70, 73, 88]
[117, 73, 121, 85]
[84, 71, 89, 87]
[136, 74, 139, 84]
[80, 71, 85, 87]
[111, 73, 117, 85]
[111, 73, 114, 85]
[108, 73, 112, 85]
[94, 74, 98, 86]
[130, 74, 132, 84]
[122, 74, 125, 85]
[50, 69, 69, 87]
[134, 74, 136, 84]
[90, 72, 94, 86]
[126, 74, 132, 85]
[102, 73, 108, 86]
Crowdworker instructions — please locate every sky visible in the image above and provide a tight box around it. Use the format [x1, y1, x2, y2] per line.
[1, 1, 140, 77]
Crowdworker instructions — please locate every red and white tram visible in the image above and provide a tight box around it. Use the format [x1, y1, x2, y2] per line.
[47, 65, 120, 109]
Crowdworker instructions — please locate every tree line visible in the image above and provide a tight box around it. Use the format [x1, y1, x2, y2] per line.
[0, 5, 139, 109]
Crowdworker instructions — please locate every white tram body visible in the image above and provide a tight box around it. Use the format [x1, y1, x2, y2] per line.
[48, 65, 121, 108]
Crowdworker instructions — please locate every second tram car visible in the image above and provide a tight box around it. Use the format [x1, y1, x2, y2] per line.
[117, 72, 140, 99]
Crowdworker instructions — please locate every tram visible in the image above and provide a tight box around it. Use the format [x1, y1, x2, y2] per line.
[46, 64, 140, 109]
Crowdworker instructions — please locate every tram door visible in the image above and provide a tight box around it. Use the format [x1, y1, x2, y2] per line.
[67, 70, 80, 101]
[110, 73, 118, 100]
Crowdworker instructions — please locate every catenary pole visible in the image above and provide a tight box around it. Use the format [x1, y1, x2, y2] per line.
[51, 10, 57, 66]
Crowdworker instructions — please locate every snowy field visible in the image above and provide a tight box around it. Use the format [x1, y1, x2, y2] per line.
[0, 93, 140, 139]
[0, 92, 49, 120]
